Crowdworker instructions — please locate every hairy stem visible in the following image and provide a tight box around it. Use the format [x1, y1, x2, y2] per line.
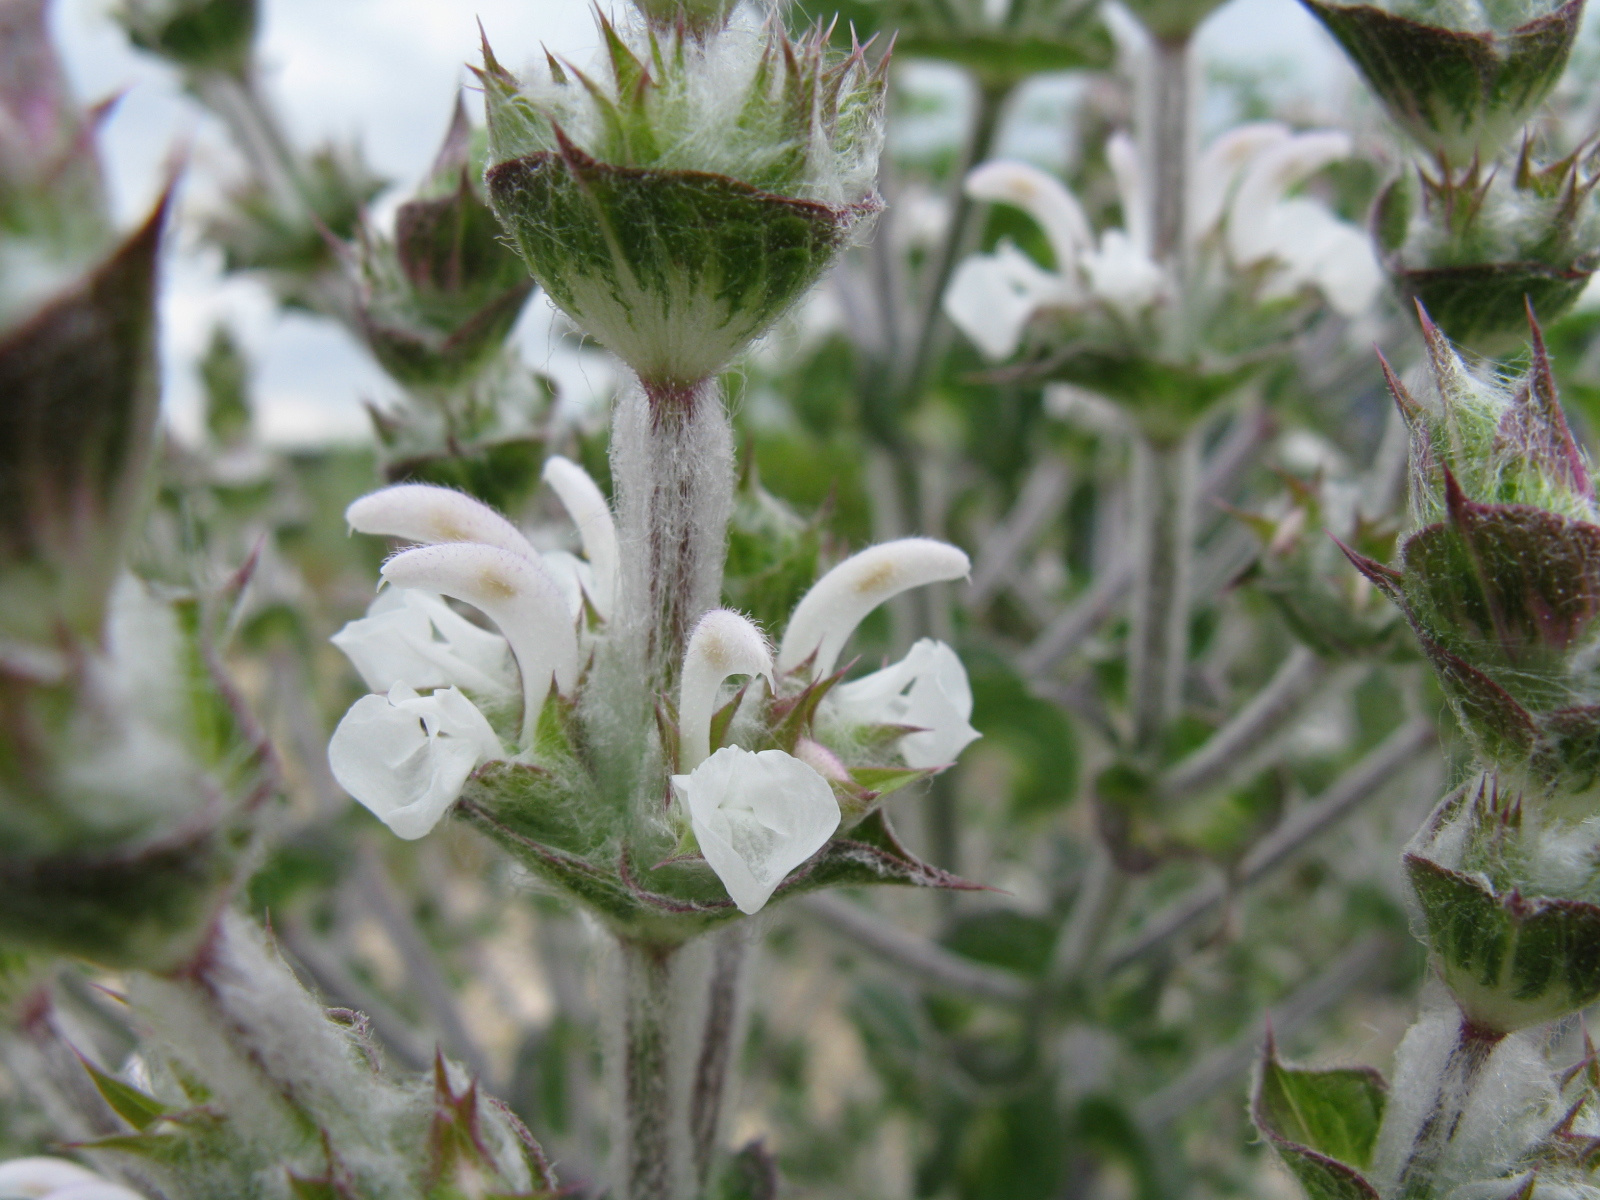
[616, 939, 687, 1200]
[690, 925, 749, 1187]
[1395, 1017, 1504, 1199]
[1144, 37, 1194, 270]
[1128, 432, 1198, 754]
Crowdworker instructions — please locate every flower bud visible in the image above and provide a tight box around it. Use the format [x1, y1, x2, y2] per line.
[1303, 0, 1582, 167]
[116, 0, 257, 77]
[1376, 150, 1600, 352]
[1344, 313, 1600, 793]
[481, 9, 886, 389]
[354, 99, 534, 389]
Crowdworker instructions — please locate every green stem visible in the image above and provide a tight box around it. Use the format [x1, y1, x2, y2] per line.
[1128, 431, 1198, 755]
[616, 938, 689, 1200]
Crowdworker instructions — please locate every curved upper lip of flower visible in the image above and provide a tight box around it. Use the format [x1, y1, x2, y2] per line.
[679, 609, 774, 770]
[777, 538, 971, 678]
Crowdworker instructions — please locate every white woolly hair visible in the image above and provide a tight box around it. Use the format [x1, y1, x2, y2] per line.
[487, 2, 885, 208]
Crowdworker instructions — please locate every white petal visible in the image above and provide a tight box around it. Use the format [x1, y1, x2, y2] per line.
[832, 639, 981, 768]
[540, 550, 595, 621]
[680, 610, 773, 770]
[964, 160, 1093, 276]
[382, 543, 579, 743]
[346, 484, 539, 561]
[330, 589, 515, 697]
[1189, 122, 1289, 242]
[943, 247, 1072, 361]
[778, 539, 971, 678]
[1258, 203, 1382, 317]
[328, 684, 502, 840]
[48, 1186, 148, 1200]
[542, 456, 619, 619]
[1227, 130, 1352, 268]
[0, 1159, 105, 1198]
[1106, 132, 1149, 257]
[1082, 230, 1167, 319]
[670, 746, 840, 914]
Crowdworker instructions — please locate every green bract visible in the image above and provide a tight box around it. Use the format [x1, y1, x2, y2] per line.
[116, 0, 257, 76]
[480, 7, 885, 388]
[1303, 0, 1583, 167]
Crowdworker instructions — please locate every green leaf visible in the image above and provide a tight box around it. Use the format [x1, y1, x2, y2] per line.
[77, 1054, 170, 1131]
[1252, 1041, 1386, 1200]
[1254, 1047, 1386, 1168]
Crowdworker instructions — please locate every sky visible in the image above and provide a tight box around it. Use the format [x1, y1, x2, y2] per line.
[48, 0, 1354, 446]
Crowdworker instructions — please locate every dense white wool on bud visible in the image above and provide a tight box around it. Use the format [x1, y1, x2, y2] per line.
[965, 161, 1093, 280]
[346, 484, 539, 562]
[679, 610, 773, 770]
[330, 588, 516, 698]
[328, 683, 503, 839]
[778, 538, 971, 677]
[670, 746, 840, 914]
[0, 1159, 142, 1200]
[382, 543, 579, 743]
[830, 638, 980, 768]
[543, 455, 619, 620]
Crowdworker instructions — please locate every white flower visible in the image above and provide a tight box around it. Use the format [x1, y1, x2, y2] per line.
[330, 588, 516, 698]
[679, 610, 773, 770]
[778, 538, 971, 678]
[670, 746, 840, 914]
[830, 638, 981, 768]
[381, 543, 578, 744]
[943, 122, 1380, 360]
[328, 683, 503, 839]
[0, 1157, 146, 1200]
[543, 455, 619, 619]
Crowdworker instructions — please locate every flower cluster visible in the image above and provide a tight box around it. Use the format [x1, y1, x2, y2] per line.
[329, 467, 978, 914]
[943, 122, 1381, 362]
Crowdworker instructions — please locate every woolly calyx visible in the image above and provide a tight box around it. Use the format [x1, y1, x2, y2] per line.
[679, 609, 773, 770]
[353, 98, 534, 389]
[381, 543, 579, 745]
[778, 539, 971, 678]
[0, 579, 270, 970]
[1403, 777, 1600, 1032]
[829, 639, 981, 769]
[1375, 151, 1600, 353]
[116, 0, 257, 77]
[480, 10, 886, 388]
[543, 455, 619, 619]
[1302, 0, 1583, 167]
[670, 746, 840, 914]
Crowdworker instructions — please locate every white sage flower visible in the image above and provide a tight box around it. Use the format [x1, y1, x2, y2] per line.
[330, 588, 516, 699]
[382, 542, 578, 743]
[830, 638, 981, 768]
[543, 455, 619, 619]
[679, 610, 773, 770]
[670, 746, 840, 914]
[778, 538, 971, 678]
[943, 122, 1381, 360]
[0, 1157, 146, 1199]
[328, 683, 503, 839]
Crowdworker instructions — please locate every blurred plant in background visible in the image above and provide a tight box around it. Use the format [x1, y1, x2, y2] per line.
[10, 0, 1600, 1194]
